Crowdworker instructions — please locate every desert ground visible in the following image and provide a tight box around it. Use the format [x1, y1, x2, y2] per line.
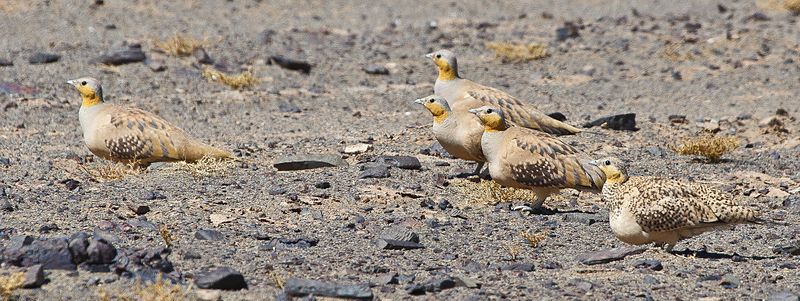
[1, 0, 799, 300]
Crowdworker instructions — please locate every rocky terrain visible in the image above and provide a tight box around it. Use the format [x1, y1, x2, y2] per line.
[1, 0, 799, 300]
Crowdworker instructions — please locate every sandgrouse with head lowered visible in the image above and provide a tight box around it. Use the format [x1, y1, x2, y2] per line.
[426, 49, 581, 136]
[469, 106, 605, 212]
[67, 77, 232, 167]
[590, 157, 761, 252]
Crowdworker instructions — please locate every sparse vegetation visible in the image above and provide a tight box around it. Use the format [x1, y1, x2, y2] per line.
[155, 35, 205, 57]
[0, 272, 24, 301]
[785, 0, 800, 13]
[79, 162, 144, 182]
[169, 155, 236, 177]
[520, 230, 547, 248]
[453, 179, 538, 205]
[486, 42, 548, 62]
[97, 274, 190, 301]
[671, 135, 740, 162]
[503, 243, 520, 260]
[159, 224, 177, 248]
[660, 42, 695, 61]
[269, 271, 286, 289]
[202, 67, 257, 89]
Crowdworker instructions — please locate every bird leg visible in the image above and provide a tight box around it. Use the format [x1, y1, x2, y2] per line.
[471, 162, 485, 176]
[511, 193, 550, 215]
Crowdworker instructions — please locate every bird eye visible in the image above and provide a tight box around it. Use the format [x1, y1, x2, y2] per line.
[428, 98, 435, 103]
[486, 109, 493, 114]
[604, 160, 611, 166]
[435, 54, 442, 59]
[81, 81, 87, 86]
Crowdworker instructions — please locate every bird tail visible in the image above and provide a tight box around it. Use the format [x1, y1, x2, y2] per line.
[718, 206, 764, 224]
[185, 142, 234, 162]
[567, 157, 607, 192]
[523, 110, 582, 136]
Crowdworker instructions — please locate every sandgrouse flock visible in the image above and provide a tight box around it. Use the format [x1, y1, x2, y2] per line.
[66, 49, 764, 253]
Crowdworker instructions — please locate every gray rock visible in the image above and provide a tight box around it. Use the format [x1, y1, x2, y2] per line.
[0, 58, 12, 66]
[721, 274, 740, 289]
[68, 233, 90, 264]
[375, 239, 424, 250]
[22, 264, 45, 288]
[195, 229, 224, 241]
[91, 44, 146, 65]
[454, 275, 480, 288]
[193, 48, 214, 65]
[555, 21, 580, 41]
[376, 155, 421, 170]
[284, 278, 373, 299]
[86, 237, 117, 264]
[372, 272, 399, 285]
[270, 55, 312, 73]
[499, 263, 535, 272]
[363, 65, 389, 75]
[420, 142, 452, 158]
[576, 246, 647, 265]
[273, 154, 347, 171]
[146, 59, 166, 72]
[379, 226, 419, 243]
[583, 113, 638, 131]
[28, 52, 60, 64]
[359, 164, 390, 179]
[277, 101, 301, 113]
[194, 267, 248, 290]
[773, 240, 800, 256]
[0, 199, 13, 212]
[141, 191, 166, 200]
[633, 259, 663, 271]
[127, 203, 150, 215]
[646, 146, 665, 157]
[2, 237, 75, 270]
[767, 291, 800, 301]
[406, 277, 457, 295]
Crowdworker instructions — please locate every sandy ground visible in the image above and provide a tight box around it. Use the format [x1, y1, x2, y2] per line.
[1, 0, 799, 300]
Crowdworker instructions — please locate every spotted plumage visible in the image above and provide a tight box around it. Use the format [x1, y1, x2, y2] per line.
[67, 77, 233, 167]
[469, 106, 605, 211]
[592, 157, 761, 251]
[426, 49, 581, 136]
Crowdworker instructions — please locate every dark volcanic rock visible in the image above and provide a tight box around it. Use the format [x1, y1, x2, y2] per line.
[195, 266, 248, 290]
[372, 272, 399, 285]
[92, 44, 146, 65]
[195, 229, 225, 241]
[284, 278, 373, 299]
[0, 199, 12, 212]
[193, 47, 214, 64]
[141, 191, 166, 201]
[379, 226, 420, 243]
[406, 277, 457, 295]
[773, 240, 800, 256]
[68, 232, 90, 264]
[87, 237, 117, 264]
[576, 246, 647, 265]
[112, 247, 175, 280]
[359, 164, 391, 179]
[28, 52, 60, 64]
[556, 21, 580, 41]
[363, 65, 389, 75]
[498, 263, 535, 272]
[263, 237, 318, 249]
[583, 113, 638, 131]
[420, 142, 453, 158]
[547, 112, 567, 122]
[0, 58, 12, 66]
[3, 237, 75, 270]
[376, 239, 424, 250]
[273, 154, 347, 171]
[277, 101, 301, 113]
[375, 155, 422, 170]
[22, 264, 46, 288]
[270, 55, 312, 73]
[127, 203, 151, 215]
[633, 259, 663, 271]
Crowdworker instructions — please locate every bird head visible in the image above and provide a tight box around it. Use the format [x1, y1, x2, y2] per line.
[468, 106, 508, 132]
[425, 49, 458, 81]
[589, 157, 629, 184]
[67, 77, 104, 107]
[414, 95, 451, 123]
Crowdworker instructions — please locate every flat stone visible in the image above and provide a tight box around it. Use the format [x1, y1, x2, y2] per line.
[28, 52, 60, 64]
[127, 203, 150, 215]
[372, 272, 399, 285]
[583, 113, 638, 131]
[273, 154, 346, 171]
[499, 263, 535, 272]
[22, 264, 46, 288]
[344, 143, 373, 154]
[0, 58, 12, 66]
[3, 237, 75, 270]
[270, 55, 312, 73]
[363, 65, 389, 75]
[91, 45, 146, 65]
[633, 259, 663, 271]
[379, 226, 420, 243]
[284, 278, 373, 300]
[767, 291, 800, 301]
[195, 229, 224, 241]
[375, 155, 421, 170]
[375, 239, 424, 250]
[773, 240, 800, 256]
[359, 164, 390, 179]
[277, 101, 301, 113]
[576, 246, 647, 265]
[420, 142, 453, 158]
[194, 267, 248, 290]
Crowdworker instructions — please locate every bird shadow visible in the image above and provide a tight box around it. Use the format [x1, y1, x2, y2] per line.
[671, 249, 777, 261]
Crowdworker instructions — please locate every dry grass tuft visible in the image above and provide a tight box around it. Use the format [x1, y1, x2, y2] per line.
[269, 271, 286, 289]
[202, 68, 257, 89]
[155, 35, 205, 57]
[79, 162, 144, 182]
[671, 135, 740, 162]
[169, 155, 236, 177]
[660, 42, 695, 61]
[520, 230, 548, 248]
[452, 179, 537, 205]
[486, 42, 548, 62]
[0, 272, 24, 301]
[503, 243, 520, 261]
[97, 274, 190, 301]
[785, 0, 800, 13]
[159, 224, 177, 248]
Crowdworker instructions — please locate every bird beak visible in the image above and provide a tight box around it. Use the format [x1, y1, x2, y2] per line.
[414, 98, 425, 105]
[588, 160, 598, 166]
[467, 108, 480, 115]
[424, 53, 434, 59]
[66, 79, 76, 86]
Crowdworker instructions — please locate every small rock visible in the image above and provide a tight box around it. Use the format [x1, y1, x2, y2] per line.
[61, 179, 80, 191]
[743, 12, 770, 22]
[547, 112, 568, 122]
[583, 113, 637, 131]
[28, 52, 60, 64]
[359, 164, 391, 179]
[87, 237, 117, 264]
[344, 143, 372, 154]
[127, 203, 150, 215]
[3, 237, 75, 270]
[22, 264, 45, 288]
[194, 267, 248, 290]
[454, 275, 480, 288]
[375, 239, 424, 250]
[721, 274, 740, 289]
[500, 263, 535, 272]
[767, 291, 800, 301]
[91, 44, 146, 65]
[273, 154, 347, 171]
[363, 65, 389, 75]
[576, 246, 647, 265]
[580, 65, 596, 76]
[438, 199, 452, 210]
[0, 58, 12, 66]
[38, 223, 59, 234]
[633, 259, 663, 271]
[773, 240, 800, 256]
[375, 155, 421, 170]
[556, 21, 580, 41]
[315, 181, 331, 189]
[193, 48, 214, 65]
[766, 187, 790, 198]
[646, 146, 665, 157]
[270, 55, 312, 73]
[277, 101, 301, 113]
[420, 142, 452, 158]
[68, 233, 90, 263]
[0, 157, 10, 166]
[146, 59, 166, 72]
[668, 115, 687, 123]
[284, 278, 373, 299]
[372, 272, 399, 285]
[0, 199, 14, 212]
[195, 229, 224, 241]
[141, 191, 166, 201]
[379, 226, 419, 243]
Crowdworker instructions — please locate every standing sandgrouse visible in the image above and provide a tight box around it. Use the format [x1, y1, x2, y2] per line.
[415, 95, 486, 175]
[590, 157, 761, 251]
[426, 49, 581, 136]
[468, 106, 605, 211]
[67, 77, 232, 167]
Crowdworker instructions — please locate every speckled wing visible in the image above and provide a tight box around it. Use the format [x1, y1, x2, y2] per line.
[627, 178, 724, 232]
[463, 84, 580, 135]
[501, 128, 605, 190]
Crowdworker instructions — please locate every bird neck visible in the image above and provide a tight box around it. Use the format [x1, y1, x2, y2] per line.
[604, 173, 629, 184]
[436, 62, 459, 81]
[431, 111, 449, 124]
[483, 119, 508, 132]
[81, 92, 104, 108]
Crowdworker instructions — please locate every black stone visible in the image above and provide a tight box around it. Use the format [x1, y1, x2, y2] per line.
[195, 266, 248, 290]
[315, 181, 331, 189]
[87, 237, 117, 264]
[193, 48, 214, 65]
[359, 164, 390, 179]
[270, 55, 312, 73]
[195, 229, 224, 241]
[0, 58, 12, 66]
[38, 223, 59, 234]
[420, 142, 453, 159]
[405, 277, 457, 295]
[128, 204, 151, 215]
[375, 155, 421, 170]
[28, 52, 60, 64]
[547, 112, 567, 122]
[68, 233, 90, 264]
[556, 22, 580, 41]
[263, 237, 318, 250]
[284, 278, 373, 299]
[92, 45, 146, 65]
[500, 263, 535, 272]
[2, 237, 75, 270]
[273, 154, 347, 171]
[363, 65, 389, 75]
[376, 239, 424, 250]
[583, 113, 638, 131]
[141, 191, 166, 200]
[61, 179, 80, 191]
[576, 246, 647, 265]
[633, 259, 663, 271]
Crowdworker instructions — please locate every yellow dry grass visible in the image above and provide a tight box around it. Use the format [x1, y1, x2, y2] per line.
[452, 179, 538, 205]
[97, 274, 190, 301]
[154, 35, 205, 57]
[520, 230, 547, 248]
[486, 42, 548, 63]
[79, 162, 144, 182]
[785, 0, 800, 13]
[202, 68, 257, 89]
[169, 155, 236, 177]
[671, 135, 740, 162]
[0, 272, 24, 301]
[660, 42, 696, 61]
[159, 224, 177, 248]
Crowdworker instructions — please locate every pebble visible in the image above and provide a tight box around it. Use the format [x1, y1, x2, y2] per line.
[141, 191, 167, 200]
[344, 143, 372, 154]
[372, 272, 399, 285]
[375, 155, 421, 170]
[194, 267, 248, 290]
[87, 237, 117, 264]
[420, 142, 453, 158]
[359, 164, 391, 179]
[720, 274, 740, 289]
[195, 229, 225, 241]
[0, 199, 13, 212]
[277, 101, 301, 113]
[376, 238, 424, 250]
[146, 59, 166, 72]
[406, 277, 456, 295]
[646, 146, 665, 157]
[556, 21, 581, 41]
[633, 259, 663, 271]
[315, 181, 331, 189]
[28, 52, 60, 64]
[772, 240, 800, 256]
[0, 58, 12, 66]
[576, 246, 647, 265]
[499, 263, 535, 272]
[284, 278, 373, 299]
[91, 44, 146, 65]
[583, 113, 637, 131]
[273, 154, 347, 171]
[127, 203, 151, 215]
[270, 55, 312, 73]
[363, 65, 389, 75]
[38, 223, 59, 233]
[379, 226, 420, 243]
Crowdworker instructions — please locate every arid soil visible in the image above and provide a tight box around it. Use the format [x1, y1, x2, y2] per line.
[1, 0, 799, 300]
